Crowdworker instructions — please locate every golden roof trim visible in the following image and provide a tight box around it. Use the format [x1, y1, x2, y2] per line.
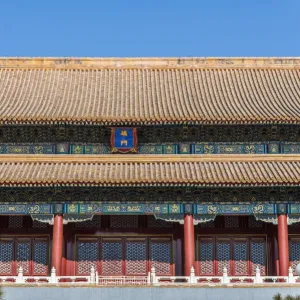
[0, 154, 299, 187]
[1, 57, 300, 69]
[1, 154, 300, 163]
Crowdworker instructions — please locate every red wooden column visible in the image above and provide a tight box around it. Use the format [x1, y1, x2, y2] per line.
[277, 214, 289, 276]
[184, 214, 195, 276]
[51, 214, 64, 276]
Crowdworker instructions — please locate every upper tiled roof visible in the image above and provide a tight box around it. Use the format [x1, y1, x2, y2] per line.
[0, 154, 299, 187]
[0, 57, 300, 125]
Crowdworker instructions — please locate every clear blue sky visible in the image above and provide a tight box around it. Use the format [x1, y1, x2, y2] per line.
[1, 0, 299, 57]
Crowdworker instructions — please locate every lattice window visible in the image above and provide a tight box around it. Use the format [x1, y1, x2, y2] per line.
[33, 240, 49, 275]
[125, 239, 147, 275]
[32, 221, 48, 229]
[101, 239, 123, 275]
[147, 216, 173, 228]
[0, 241, 13, 275]
[110, 215, 139, 228]
[8, 216, 23, 228]
[248, 216, 263, 228]
[291, 222, 300, 228]
[224, 216, 239, 228]
[233, 241, 248, 275]
[199, 239, 214, 275]
[150, 239, 172, 275]
[16, 240, 31, 275]
[251, 240, 266, 275]
[75, 216, 102, 228]
[216, 240, 231, 274]
[290, 239, 300, 275]
[77, 241, 98, 275]
[199, 221, 215, 228]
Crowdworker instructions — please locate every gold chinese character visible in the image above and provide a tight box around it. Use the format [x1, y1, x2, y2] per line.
[121, 140, 128, 146]
[121, 130, 128, 136]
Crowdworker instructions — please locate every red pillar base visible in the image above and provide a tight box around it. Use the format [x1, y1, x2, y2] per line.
[184, 214, 195, 276]
[277, 214, 289, 276]
[51, 214, 64, 276]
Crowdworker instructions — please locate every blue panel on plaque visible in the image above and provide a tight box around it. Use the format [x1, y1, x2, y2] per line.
[163, 144, 178, 154]
[114, 128, 134, 148]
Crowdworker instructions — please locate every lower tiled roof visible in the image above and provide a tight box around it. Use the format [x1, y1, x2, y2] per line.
[0, 154, 299, 187]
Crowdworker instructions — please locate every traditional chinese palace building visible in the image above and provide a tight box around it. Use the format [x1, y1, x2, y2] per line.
[0, 57, 300, 279]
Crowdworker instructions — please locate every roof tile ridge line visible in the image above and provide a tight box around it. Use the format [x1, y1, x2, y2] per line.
[1, 66, 300, 71]
[0, 154, 300, 163]
[0, 57, 300, 69]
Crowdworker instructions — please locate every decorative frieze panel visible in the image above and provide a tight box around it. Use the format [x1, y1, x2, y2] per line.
[192, 143, 265, 154]
[0, 143, 109, 154]
[0, 202, 300, 218]
[196, 204, 276, 215]
[66, 203, 183, 215]
[2, 141, 300, 155]
[0, 204, 52, 214]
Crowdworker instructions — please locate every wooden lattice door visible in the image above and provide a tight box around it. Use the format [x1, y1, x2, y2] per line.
[289, 237, 300, 275]
[198, 236, 266, 276]
[76, 236, 173, 276]
[0, 237, 49, 276]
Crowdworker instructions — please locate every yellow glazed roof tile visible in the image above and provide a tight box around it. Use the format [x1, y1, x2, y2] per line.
[0, 57, 299, 125]
[0, 154, 299, 187]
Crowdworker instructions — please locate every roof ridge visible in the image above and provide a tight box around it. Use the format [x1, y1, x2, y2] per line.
[0, 57, 300, 69]
[0, 154, 300, 163]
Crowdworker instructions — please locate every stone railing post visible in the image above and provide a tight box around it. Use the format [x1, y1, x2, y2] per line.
[151, 267, 156, 285]
[288, 266, 295, 283]
[90, 266, 95, 284]
[147, 272, 151, 285]
[50, 267, 57, 284]
[16, 266, 24, 284]
[222, 266, 229, 284]
[95, 271, 99, 285]
[190, 266, 196, 284]
[255, 266, 262, 284]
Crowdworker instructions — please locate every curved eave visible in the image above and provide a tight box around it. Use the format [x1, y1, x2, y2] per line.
[0, 154, 299, 187]
[0, 57, 300, 126]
